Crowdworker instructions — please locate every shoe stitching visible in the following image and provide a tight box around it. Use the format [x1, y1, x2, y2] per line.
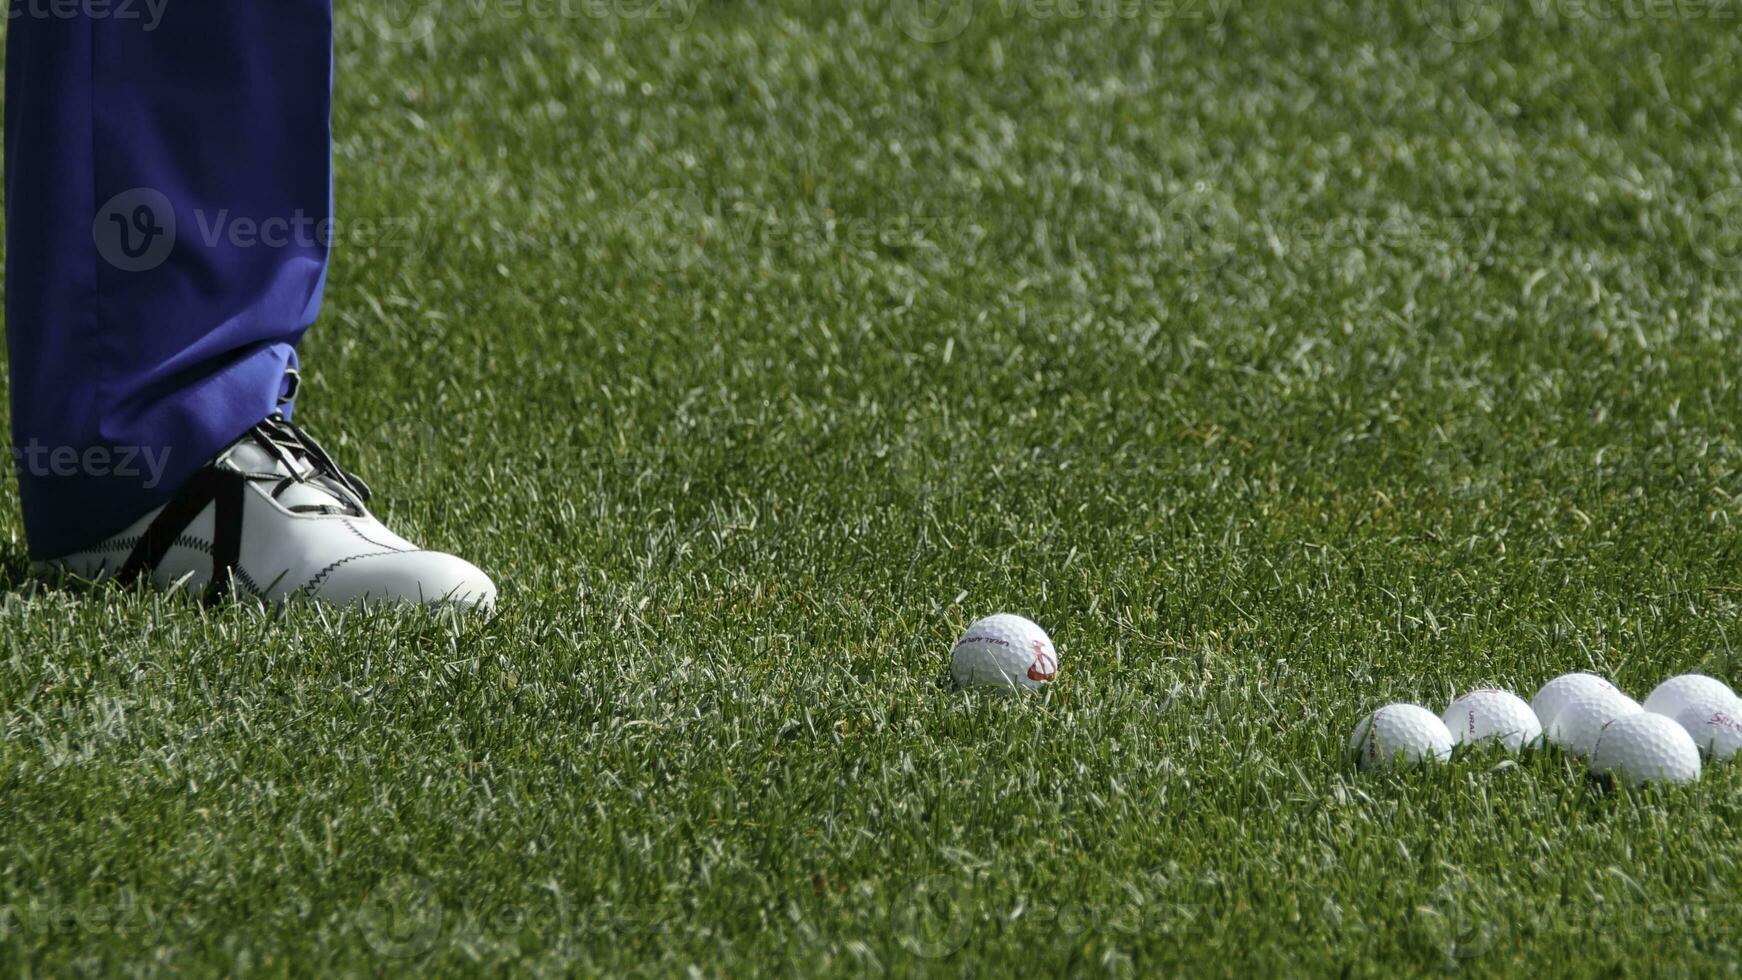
[78, 527, 415, 599]
[51, 415, 435, 602]
[230, 564, 266, 597]
[89, 534, 143, 555]
[343, 519, 412, 553]
[60, 535, 221, 587]
[70, 539, 453, 602]
[304, 548, 431, 595]
[86, 531, 214, 554]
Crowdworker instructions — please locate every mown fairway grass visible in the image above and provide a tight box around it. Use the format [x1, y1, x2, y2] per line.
[7, 0, 1742, 974]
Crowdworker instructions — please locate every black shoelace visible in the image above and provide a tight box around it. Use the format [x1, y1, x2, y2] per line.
[117, 405, 375, 599]
[249, 413, 374, 517]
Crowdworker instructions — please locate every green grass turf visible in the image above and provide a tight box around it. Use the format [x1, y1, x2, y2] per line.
[7, 0, 1742, 973]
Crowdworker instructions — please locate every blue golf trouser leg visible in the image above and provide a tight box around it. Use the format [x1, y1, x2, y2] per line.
[5, 0, 334, 559]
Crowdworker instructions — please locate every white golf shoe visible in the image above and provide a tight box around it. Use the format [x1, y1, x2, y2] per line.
[37, 413, 497, 609]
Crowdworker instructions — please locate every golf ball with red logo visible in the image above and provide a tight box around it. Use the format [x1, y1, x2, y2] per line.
[1643, 674, 1735, 720]
[1672, 696, 1742, 760]
[950, 614, 1058, 692]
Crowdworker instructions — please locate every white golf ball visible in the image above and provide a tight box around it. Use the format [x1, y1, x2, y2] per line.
[1531, 672, 1622, 730]
[1547, 690, 1642, 759]
[1643, 674, 1735, 720]
[1671, 696, 1742, 760]
[1590, 711, 1702, 788]
[1347, 703, 1455, 772]
[950, 614, 1058, 692]
[1441, 688, 1542, 752]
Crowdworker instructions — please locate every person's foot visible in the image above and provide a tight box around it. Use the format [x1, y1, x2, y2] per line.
[36, 414, 497, 609]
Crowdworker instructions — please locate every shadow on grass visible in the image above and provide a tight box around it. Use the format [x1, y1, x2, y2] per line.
[0, 537, 39, 597]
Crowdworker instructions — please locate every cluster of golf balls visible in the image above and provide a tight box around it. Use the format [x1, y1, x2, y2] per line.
[1348, 673, 1742, 787]
[951, 620, 1741, 792]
